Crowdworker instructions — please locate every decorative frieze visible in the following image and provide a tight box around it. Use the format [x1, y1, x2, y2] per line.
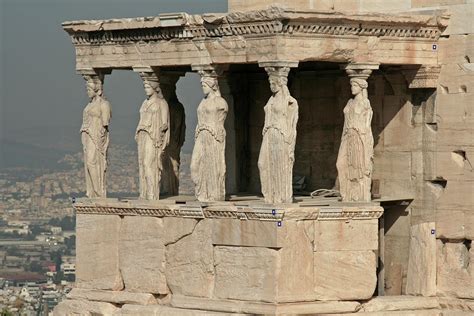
[73, 199, 383, 221]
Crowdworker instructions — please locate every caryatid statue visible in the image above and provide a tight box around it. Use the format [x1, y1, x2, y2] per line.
[160, 73, 186, 196]
[190, 66, 228, 202]
[80, 73, 111, 198]
[336, 64, 379, 202]
[258, 62, 299, 204]
[136, 71, 170, 200]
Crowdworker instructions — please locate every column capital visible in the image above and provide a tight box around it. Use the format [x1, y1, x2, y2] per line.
[77, 68, 111, 77]
[258, 61, 299, 69]
[342, 63, 379, 79]
[192, 64, 229, 78]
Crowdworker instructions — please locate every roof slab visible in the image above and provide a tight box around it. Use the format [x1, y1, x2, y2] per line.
[62, 6, 449, 72]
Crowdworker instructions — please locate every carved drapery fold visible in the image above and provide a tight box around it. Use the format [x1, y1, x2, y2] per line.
[190, 64, 229, 202]
[79, 69, 112, 198]
[134, 67, 171, 200]
[258, 61, 299, 204]
[336, 63, 379, 202]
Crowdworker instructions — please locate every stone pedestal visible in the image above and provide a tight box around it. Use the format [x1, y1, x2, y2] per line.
[55, 198, 383, 315]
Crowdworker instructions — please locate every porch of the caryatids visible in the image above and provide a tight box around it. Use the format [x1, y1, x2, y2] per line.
[190, 64, 229, 202]
[134, 67, 170, 200]
[336, 63, 379, 202]
[257, 61, 299, 204]
[160, 71, 186, 197]
[79, 69, 112, 198]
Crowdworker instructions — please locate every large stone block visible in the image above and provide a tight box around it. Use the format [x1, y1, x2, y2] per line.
[170, 295, 360, 315]
[119, 216, 166, 294]
[359, 0, 411, 12]
[117, 304, 237, 315]
[442, 4, 474, 36]
[67, 288, 156, 305]
[373, 151, 413, 181]
[412, 0, 466, 7]
[212, 219, 281, 248]
[165, 220, 214, 298]
[277, 220, 315, 302]
[437, 240, 474, 298]
[314, 219, 378, 251]
[436, 180, 474, 211]
[436, 209, 474, 240]
[361, 296, 439, 312]
[53, 299, 119, 316]
[406, 222, 437, 296]
[76, 214, 123, 290]
[314, 250, 377, 300]
[214, 246, 278, 302]
[162, 217, 198, 245]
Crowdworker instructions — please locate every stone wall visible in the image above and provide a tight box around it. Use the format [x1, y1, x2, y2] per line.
[57, 210, 381, 314]
[356, 0, 473, 300]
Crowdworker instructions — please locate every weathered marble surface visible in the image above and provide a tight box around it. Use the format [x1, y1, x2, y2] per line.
[75, 214, 123, 291]
[191, 67, 228, 202]
[70, 206, 381, 308]
[136, 71, 170, 200]
[80, 74, 111, 198]
[406, 222, 437, 296]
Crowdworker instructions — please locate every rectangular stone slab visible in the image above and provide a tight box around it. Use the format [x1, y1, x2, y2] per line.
[214, 246, 278, 302]
[406, 222, 436, 296]
[75, 214, 123, 291]
[314, 250, 377, 300]
[212, 219, 282, 248]
[119, 216, 167, 294]
[314, 219, 378, 251]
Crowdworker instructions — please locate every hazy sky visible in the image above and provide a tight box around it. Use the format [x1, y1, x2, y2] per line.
[0, 0, 227, 155]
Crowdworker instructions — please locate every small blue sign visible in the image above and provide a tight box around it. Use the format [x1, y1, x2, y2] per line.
[431, 229, 436, 235]
[277, 221, 282, 227]
[272, 209, 276, 216]
[432, 44, 437, 51]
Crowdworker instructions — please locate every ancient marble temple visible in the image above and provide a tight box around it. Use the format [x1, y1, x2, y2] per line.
[55, 0, 474, 314]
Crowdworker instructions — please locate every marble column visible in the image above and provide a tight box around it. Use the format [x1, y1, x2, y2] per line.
[79, 69, 112, 198]
[336, 63, 379, 202]
[133, 67, 170, 200]
[190, 64, 229, 202]
[258, 61, 299, 204]
[160, 71, 186, 196]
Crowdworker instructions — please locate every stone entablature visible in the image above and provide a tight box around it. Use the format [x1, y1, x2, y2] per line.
[72, 198, 384, 221]
[63, 7, 449, 67]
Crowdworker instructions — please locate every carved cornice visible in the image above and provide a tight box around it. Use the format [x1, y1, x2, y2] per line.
[63, 7, 448, 46]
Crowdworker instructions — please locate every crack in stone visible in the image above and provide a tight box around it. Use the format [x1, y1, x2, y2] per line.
[164, 219, 200, 247]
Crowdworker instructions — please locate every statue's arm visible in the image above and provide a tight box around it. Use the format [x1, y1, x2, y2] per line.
[160, 101, 170, 147]
[101, 101, 112, 127]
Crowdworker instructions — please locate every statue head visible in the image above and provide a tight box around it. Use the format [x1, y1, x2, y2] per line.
[201, 76, 219, 97]
[143, 78, 161, 98]
[269, 75, 288, 94]
[350, 78, 368, 98]
[266, 66, 290, 95]
[85, 75, 104, 99]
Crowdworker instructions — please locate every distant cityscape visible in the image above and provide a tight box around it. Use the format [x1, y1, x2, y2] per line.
[0, 145, 193, 314]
